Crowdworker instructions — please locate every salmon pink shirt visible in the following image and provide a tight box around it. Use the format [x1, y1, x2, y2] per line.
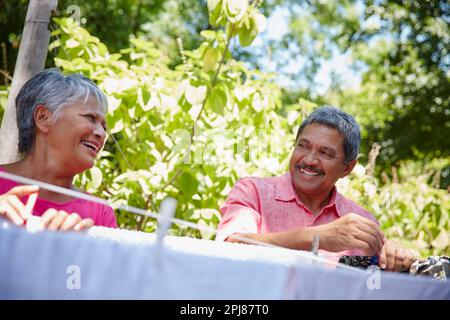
[217, 172, 378, 257]
[0, 167, 117, 228]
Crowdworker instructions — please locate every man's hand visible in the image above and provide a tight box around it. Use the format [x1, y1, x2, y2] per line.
[379, 240, 416, 272]
[0, 185, 39, 225]
[41, 209, 94, 232]
[312, 213, 385, 255]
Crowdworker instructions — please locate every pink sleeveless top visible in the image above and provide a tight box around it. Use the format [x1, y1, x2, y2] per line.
[0, 167, 117, 228]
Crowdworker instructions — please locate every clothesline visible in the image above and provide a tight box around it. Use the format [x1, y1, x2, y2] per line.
[0, 170, 360, 272]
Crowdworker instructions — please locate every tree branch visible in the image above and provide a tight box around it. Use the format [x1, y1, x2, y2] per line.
[159, 32, 233, 193]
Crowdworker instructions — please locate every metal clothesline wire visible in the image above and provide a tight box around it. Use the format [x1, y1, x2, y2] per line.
[0, 170, 363, 273]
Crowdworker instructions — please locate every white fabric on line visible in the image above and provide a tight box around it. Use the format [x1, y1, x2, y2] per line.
[87, 226, 321, 267]
[1, 219, 449, 299]
[0, 220, 292, 299]
[293, 261, 450, 299]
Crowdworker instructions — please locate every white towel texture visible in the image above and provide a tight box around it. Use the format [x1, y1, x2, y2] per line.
[1, 219, 448, 299]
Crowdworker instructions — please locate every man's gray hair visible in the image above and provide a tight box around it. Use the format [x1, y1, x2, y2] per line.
[15, 68, 108, 154]
[296, 106, 361, 163]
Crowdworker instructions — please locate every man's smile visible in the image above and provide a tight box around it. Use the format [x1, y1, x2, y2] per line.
[295, 163, 324, 177]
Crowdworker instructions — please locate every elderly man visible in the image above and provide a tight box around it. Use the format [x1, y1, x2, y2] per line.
[217, 106, 415, 272]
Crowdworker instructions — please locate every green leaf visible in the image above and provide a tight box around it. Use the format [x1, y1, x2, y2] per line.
[90, 167, 103, 189]
[66, 39, 80, 48]
[207, 0, 221, 12]
[48, 39, 61, 51]
[180, 171, 198, 197]
[97, 42, 109, 56]
[238, 15, 257, 47]
[185, 84, 207, 105]
[223, 0, 248, 24]
[54, 58, 73, 70]
[209, 0, 223, 27]
[200, 30, 217, 40]
[225, 23, 236, 41]
[206, 87, 227, 115]
[107, 96, 122, 114]
[137, 87, 151, 111]
[108, 116, 124, 134]
[203, 47, 219, 72]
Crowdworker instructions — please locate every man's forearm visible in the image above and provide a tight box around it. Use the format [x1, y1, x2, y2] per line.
[225, 227, 316, 251]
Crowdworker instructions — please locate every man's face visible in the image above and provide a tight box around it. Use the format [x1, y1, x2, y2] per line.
[289, 123, 356, 198]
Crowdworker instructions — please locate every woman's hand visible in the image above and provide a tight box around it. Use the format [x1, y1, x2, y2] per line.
[0, 185, 94, 232]
[41, 209, 94, 232]
[0, 185, 39, 225]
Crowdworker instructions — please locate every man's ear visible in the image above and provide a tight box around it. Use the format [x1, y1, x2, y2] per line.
[342, 159, 357, 177]
[34, 104, 53, 133]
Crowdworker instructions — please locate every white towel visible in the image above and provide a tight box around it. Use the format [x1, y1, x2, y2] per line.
[1, 220, 448, 300]
[293, 261, 450, 299]
[0, 221, 292, 299]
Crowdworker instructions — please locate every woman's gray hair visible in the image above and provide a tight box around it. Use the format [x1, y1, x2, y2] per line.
[15, 68, 108, 154]
[295, 106, 361, 163]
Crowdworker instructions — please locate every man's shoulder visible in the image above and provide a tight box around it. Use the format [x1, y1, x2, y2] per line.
[335, 192, 378, 223]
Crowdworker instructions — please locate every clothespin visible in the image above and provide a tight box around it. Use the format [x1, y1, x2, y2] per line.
[24, 193, 43, 233]
[26, 215, 44, 233]
[155, 197, 177, 265]
[311, 235, 320, 255]
[311, 235, 320, 264]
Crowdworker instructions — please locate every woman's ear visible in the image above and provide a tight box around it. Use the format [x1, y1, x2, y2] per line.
[34, 105, 53, 133]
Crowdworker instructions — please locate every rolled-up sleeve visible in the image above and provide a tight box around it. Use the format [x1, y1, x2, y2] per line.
[216, 178, 262, 241]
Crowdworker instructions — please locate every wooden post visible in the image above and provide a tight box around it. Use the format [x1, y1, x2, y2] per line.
[0, 0, 58, 164]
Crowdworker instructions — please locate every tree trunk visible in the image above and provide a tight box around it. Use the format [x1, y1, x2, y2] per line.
[0, 0, 58, 164]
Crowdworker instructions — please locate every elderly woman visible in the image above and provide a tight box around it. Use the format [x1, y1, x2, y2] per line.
[0, 68, 117, 231]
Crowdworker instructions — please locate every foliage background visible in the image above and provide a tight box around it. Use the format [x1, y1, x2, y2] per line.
[0, 0, 448, 257]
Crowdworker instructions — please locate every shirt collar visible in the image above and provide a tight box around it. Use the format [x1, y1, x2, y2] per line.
[332, 191, 345, 217]
[274, 172, 299, 202]
[275, 172, 343, 216]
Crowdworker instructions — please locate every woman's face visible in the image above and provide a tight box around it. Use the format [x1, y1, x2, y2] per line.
[45, 97, 107, 175]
